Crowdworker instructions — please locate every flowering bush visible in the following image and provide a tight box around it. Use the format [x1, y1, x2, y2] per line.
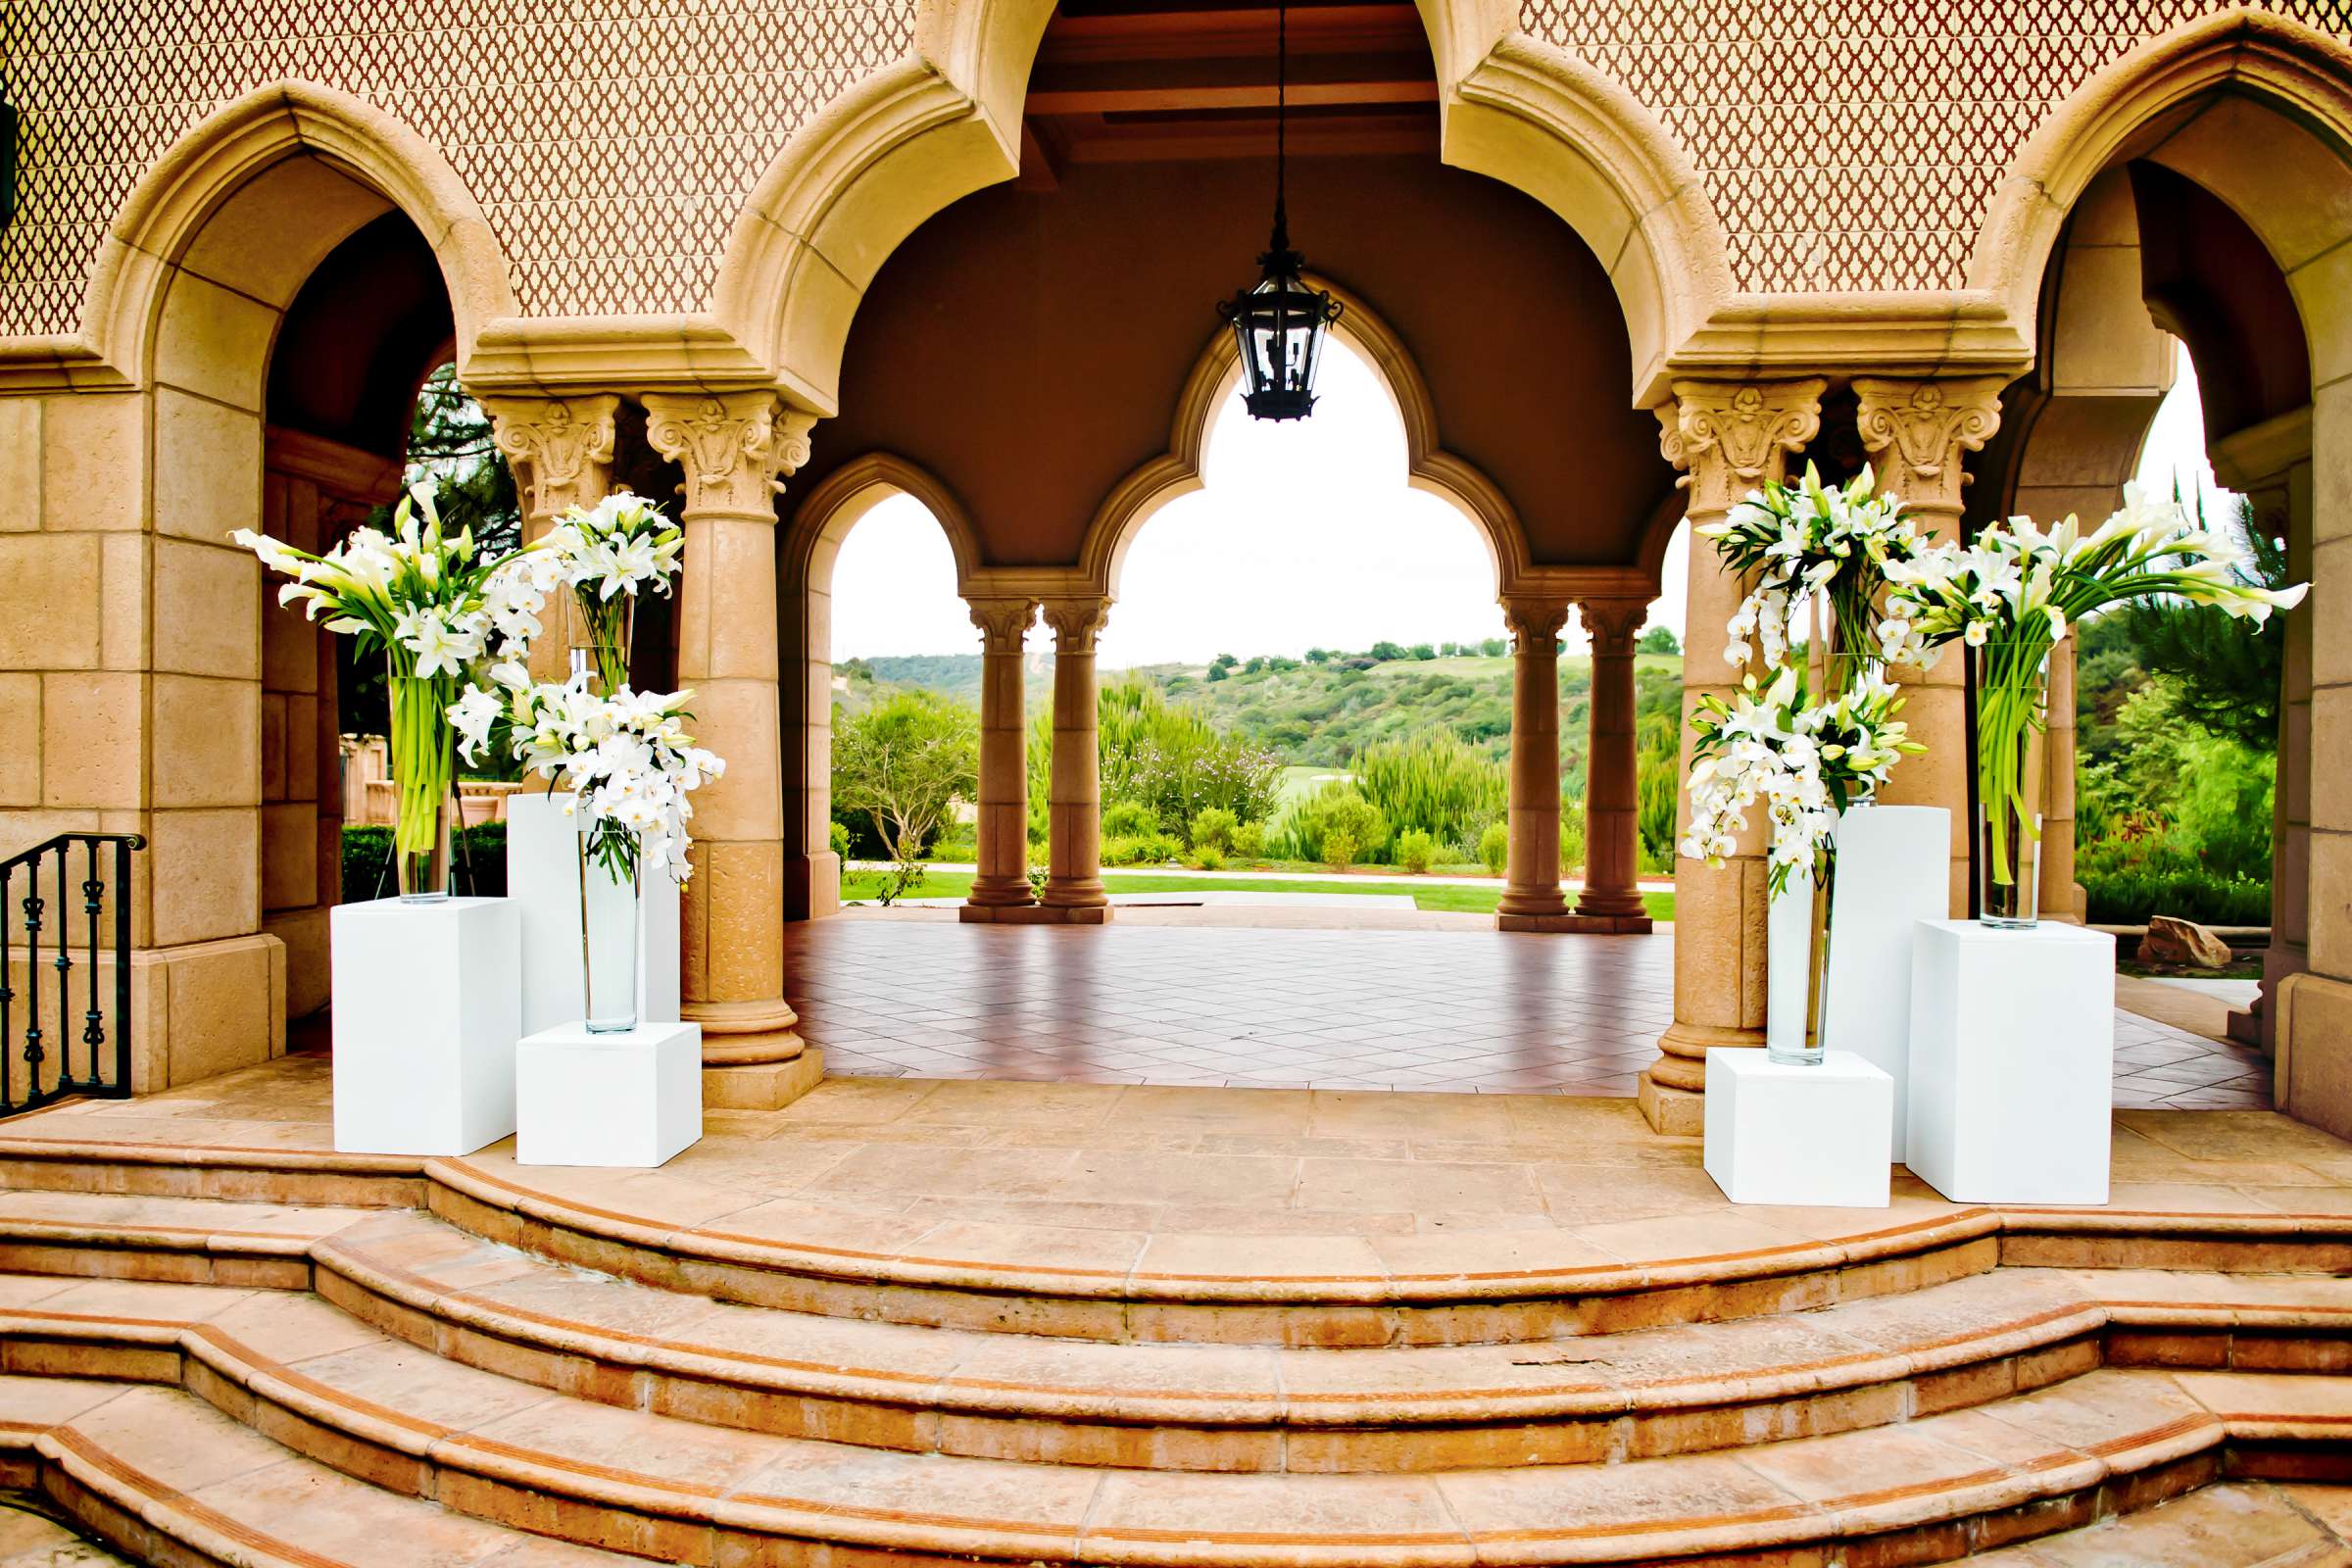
[1681, 666, 1920, 893]
[454, 675, 723, 882]
[1702, 464, 1927, 680]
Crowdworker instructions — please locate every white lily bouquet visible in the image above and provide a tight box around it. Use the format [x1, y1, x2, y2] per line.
[1682, 665, 1922, 896]
[541, 491, 683, 693]
[236, 485, 553, 900]
[1884, 485, 2307, 922]
[1701, 465, 1926, 686]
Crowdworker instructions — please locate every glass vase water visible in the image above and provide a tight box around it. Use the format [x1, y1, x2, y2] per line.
[1973, 640, 2052, 929]
[1766, 841, 1837, 1067]
[578, 824, 640, 1034]
[385, 658, 455, 903]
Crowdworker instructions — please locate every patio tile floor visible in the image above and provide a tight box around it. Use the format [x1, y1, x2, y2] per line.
[784, 920, 2269, 1108]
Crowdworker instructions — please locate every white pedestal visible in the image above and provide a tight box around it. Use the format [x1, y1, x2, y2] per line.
[1821, 806, 1950, 1161]
[328, 897, 519, 1155]
[1703, 1049, 1892, 1207]
[509, 792, 681, 1037]
[516, 1020, 703, 1167]
[1906, 919, 2116, 1204]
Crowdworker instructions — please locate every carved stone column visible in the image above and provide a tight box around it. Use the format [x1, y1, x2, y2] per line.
[1040, 598, 1111, 920]
[643, 390, 823, 1106]
[1576, 598, 1651, 928]
[963, 597, 1040, 917]
[1856, 376, 2006, 918]
[487, 396, 619, 684]
[1497, 596, 1572, 926]
[1642, 379, 1824, 1136]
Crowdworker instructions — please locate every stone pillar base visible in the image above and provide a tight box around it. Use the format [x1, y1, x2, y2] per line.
[1495, 893, 1570, 920]
[961, 903, 1112, 925]
[686, 998, 806, 1070]
[704, 1048, 825, 1111]
[1637, 1069, 1705, 1137]
[1496, 911, 1653, 934]
[96, 933, 288, 1097]
[2276, 973, 2352, 1141]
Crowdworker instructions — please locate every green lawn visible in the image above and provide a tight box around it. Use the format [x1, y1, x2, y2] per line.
[842, 867, 1673, 921]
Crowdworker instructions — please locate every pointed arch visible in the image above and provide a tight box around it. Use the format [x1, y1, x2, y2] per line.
[708, 0, 1725, 417]
[61, 81, 514, 387]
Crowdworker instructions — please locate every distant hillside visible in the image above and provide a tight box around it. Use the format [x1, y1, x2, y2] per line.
[836, 648, 1683, 770]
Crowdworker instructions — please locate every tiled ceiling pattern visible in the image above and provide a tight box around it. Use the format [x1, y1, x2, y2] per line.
[0, 0, 914, 336]
[1516, 0, 2352, 292]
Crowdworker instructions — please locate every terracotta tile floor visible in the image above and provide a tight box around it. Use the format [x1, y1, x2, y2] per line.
[784, 921, 2270, 1107]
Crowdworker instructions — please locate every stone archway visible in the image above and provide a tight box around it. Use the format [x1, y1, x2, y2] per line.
[1976, 9, 2352, 1136]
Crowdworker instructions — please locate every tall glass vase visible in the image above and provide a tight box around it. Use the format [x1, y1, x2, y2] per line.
[572, 587, 635, 697]
[1974, 640, 2052, 929]
[385, 658, 455, 903]
[1765, 842, 1837, 1067]
[578, 823, 640, 1033]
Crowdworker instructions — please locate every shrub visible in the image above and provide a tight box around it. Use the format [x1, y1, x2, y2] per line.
[1229, 820, 1265, 860]
[1396, 828, 1436, 874]
[1103, 831, 1182, 867]
[1351, 732, 1506, 852]
[930, 827, 978, 862]
[1478, 820, 1508, 876]
[1558, 804, 1587, 875]
[833, 689, 978, 862]
[2083, 870, 2273, 928]
[1277, 782, 1387, 865]
[340, 822, 507, 901]
[1102, 800, 1160, 838]
[1188, 806, 1239, 854]
[1041, 679, 1283, 837]
[1321, 829, 1359, 872]
[828, 820, 851, 861]
[1191, 845, 1226, 871]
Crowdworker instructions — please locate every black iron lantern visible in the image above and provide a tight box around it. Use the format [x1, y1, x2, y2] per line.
[1217, 1, 1341, 421]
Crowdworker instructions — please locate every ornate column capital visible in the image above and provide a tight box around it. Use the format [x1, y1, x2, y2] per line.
[1042, 597, 1111, 653]
[968, 596, 1038, 654]
[1655, 378, 1826, 514]
[1577, 598, 1648, 653]
[1853, 375, 2006, 514]
[1502, 596, 1571, 650]
[641, 390, 818, 518]
[485, 394, 618, 521]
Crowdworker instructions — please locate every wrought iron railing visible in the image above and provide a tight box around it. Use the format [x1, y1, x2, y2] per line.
[0, 833, 141, 1114]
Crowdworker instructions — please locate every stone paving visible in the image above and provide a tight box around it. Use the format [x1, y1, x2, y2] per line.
[785, 920, 2270, 1107]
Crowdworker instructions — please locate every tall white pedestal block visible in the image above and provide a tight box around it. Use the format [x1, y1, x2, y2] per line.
[516, 1020, 703, 1168]
[329, 898, 519, 1155]
[1704, 1049, 1892, 1207]
[509, 793, 681, 1037]
[1907, 919, 2116, 1204]
[1821, 806, 1950, 1161]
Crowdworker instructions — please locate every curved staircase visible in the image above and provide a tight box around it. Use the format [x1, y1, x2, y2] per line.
[0, 1086, 2350, 1565]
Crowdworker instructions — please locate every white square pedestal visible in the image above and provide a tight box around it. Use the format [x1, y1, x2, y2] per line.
[1704, 1049, 1892, 1207]
[516, 1020, 703, 1167]
[329, 897, 520, 1155]
[509, 792, 681, 1036]
[1907, 919, 2116, 1204]
[1821, 806, 1951, 1162]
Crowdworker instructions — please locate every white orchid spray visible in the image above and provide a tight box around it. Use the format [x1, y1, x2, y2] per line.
[1882, 485, 2309, 903]
[1700, 464, 1930, 685]
[236, 483, 553, 888]
[1681, 664, 1922, 895]
[454, 674, 724, 884]
[540, 490, 683, 692]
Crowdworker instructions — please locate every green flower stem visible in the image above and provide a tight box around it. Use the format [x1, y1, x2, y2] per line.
[1975, 639, 2049, 893]
[386, 665, 456, 868]
[573, 588, 633, 694]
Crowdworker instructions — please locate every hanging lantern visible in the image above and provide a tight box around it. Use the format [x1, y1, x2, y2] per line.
[1216, 1, 1341, 421]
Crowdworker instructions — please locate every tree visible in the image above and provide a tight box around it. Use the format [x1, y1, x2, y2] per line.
[1637, 624, 1681, 655]
[1305, 648, 1332, 663]
[832, 690, 978, 861]
[2113, 494, 2287, 753]
[1369, 640, 1406, 662]
[1211, 653, 1240, 671]
[1479, 637, 1508, 658]
[1409, 642, 1437, 661]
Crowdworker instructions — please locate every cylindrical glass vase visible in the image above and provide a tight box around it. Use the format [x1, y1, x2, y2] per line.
[1765, 842, 1836, 1067]
[578, 825, 640, 1034]
[571, 588, 635, 697]
[385, 662, 455, 903]
[1974, 639, 2052, 929]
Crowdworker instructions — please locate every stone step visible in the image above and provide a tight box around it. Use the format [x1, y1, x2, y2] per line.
[0, 1189, 372, 1290]
[3, 1276, 2349, 1565]
[0, 1376, 641, 1567]
[1967, 1480, 2352, 1565]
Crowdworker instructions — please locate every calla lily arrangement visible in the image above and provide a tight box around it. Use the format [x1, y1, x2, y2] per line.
[1703, 464, 1927, 686]
[1882, 485, 2309, 902]
[1682, 665, 1922, 894]
[541, 490, 683, 692]
[235, 484, 556, 895]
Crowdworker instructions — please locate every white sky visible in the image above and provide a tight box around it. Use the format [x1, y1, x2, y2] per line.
[826, 338, 2209, 667]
